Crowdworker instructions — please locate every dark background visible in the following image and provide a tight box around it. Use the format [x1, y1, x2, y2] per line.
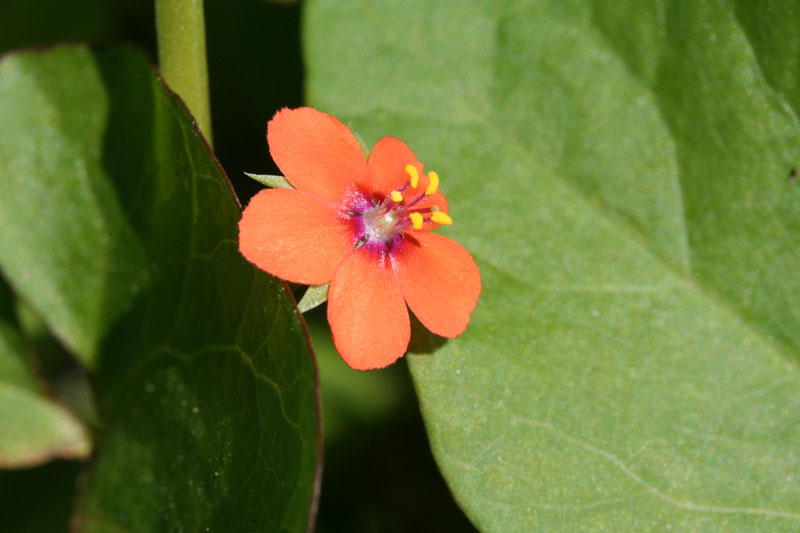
[0, 1, 476, 530]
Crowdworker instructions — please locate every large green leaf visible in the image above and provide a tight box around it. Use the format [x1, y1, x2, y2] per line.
[0, 280, 90, 467]
[306, 0, 800, 529]
[0, 45, 320, 531]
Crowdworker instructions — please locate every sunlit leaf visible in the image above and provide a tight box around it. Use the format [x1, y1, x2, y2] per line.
[244, 172, 294, 189]
[306, 0, 800, 529]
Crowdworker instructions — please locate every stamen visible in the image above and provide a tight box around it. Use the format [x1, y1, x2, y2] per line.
[425, 171, 439, 195]
[431, 211, 452, 225]
[390, 190, 404, 203]
[409, 212, 424, 230]
[405, 165, 419, 188]
[403, 193, 426, 209]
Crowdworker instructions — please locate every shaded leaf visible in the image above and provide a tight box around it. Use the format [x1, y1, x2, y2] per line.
[0, 0, 115, 53]
[0, 281, 90, 467]
[306, 0, 800, 530]
[0, 459, 83, 532]
[0, 45, 320, 531]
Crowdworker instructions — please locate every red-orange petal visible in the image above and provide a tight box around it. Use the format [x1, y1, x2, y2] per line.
[328, 249, 410, 370]
[393, 232, 481, 338]
[239, 188, 356, 285]
[267, 107, 370, 201]
[367, 136, 424, 196]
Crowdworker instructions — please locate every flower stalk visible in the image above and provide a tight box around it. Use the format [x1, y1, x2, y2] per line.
[155, 0, 213, 146]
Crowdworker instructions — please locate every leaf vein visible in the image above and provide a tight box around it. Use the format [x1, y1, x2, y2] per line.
[507, 411, 800, 519]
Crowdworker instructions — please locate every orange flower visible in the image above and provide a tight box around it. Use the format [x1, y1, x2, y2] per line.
[239, 107, 481, 370]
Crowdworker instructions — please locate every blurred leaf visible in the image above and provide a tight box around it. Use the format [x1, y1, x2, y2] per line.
[0, 45, 320, 531]
[0, 283, 36, 393]
[0, 281, 90, 467]
[0, 385, 91, 468]
[306, 0, 800, 530]
[0, 47, 149, 366]
[13, 298, 101, 426]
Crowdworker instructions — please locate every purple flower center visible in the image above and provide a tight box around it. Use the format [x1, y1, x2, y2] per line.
[340, 166, 452, 253]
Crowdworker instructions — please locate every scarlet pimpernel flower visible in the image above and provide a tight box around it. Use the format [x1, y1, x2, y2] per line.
[239, 107, 481, 370]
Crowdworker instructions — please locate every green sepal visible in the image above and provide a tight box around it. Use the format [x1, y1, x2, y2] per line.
[244, 172, 293, 189]
[297, 283, 329, 314]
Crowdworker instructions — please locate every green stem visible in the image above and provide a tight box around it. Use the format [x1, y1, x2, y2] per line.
[155, 0, 213, 146]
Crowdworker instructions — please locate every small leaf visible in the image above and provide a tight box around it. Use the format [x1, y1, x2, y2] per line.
[297, 283, 329, 314]
[0, 384, 91, 467]
[244, 171, 294, 189]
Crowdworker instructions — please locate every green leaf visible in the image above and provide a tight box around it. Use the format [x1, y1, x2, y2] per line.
[297, 283, 329, 314]
[306, 0, 800, 530]
[0, 45, 320, 531]
[244, 172, 294, 189]
[0, 385, 90, 467]
[0, 281, 90, 467]
[0, 47, 149, 366]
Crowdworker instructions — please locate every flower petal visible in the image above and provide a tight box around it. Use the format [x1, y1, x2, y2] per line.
[239, 188, 356, 285]
[328, 249, 410, 370]
[393, 232, 481, 338]
[367, 136, 424, 195]
[267, 107, 369, 201]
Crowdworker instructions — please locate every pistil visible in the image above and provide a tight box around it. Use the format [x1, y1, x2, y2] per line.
[348, 166, 452, 246]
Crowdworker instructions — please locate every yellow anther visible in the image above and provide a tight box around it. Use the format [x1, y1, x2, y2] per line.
[409, 212, 423, 230]
[390, 190, 404, 203]
[405, 164, 419, 188]
[431, 211, 452, 225]
[425, 171, 439, 195]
